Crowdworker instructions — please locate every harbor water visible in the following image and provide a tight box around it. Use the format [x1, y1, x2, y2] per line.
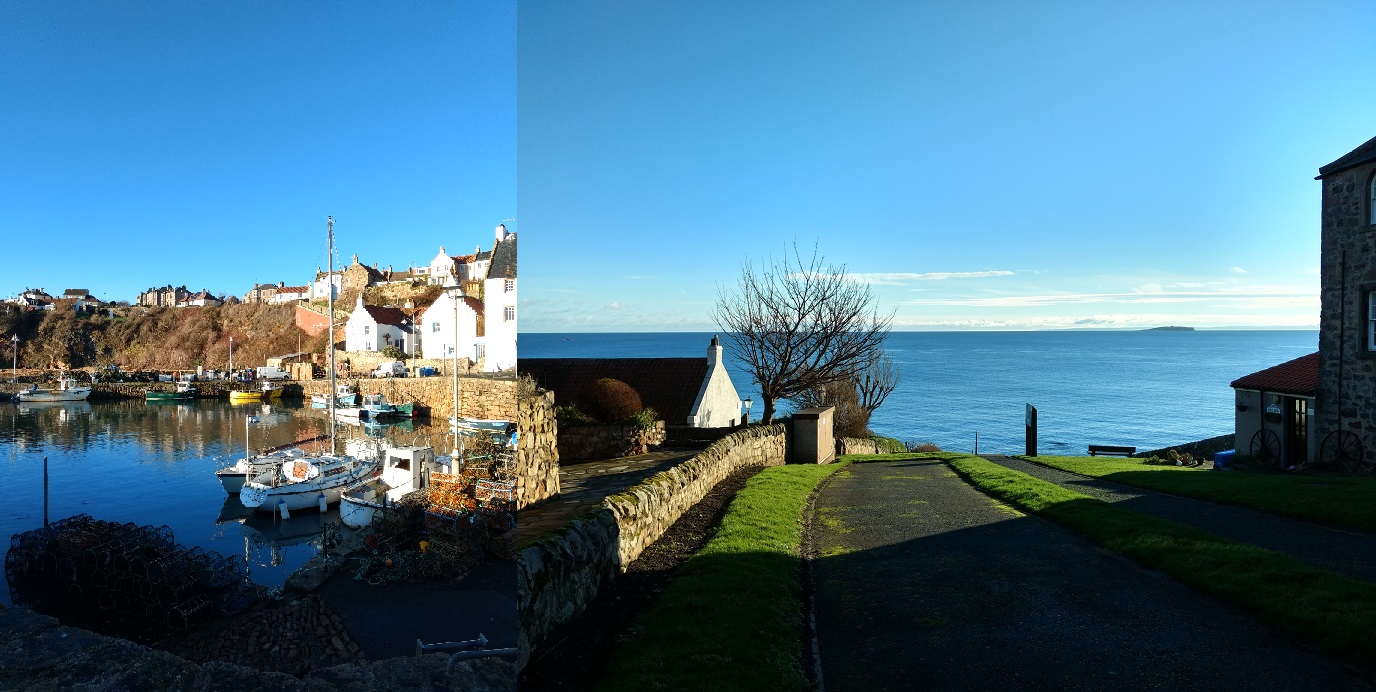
[0, 398, 453, 607]
[520, 330, 1319, 455]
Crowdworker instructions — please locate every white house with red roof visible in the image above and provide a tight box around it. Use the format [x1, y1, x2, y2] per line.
[344, 294, 415, 355]
[1230, 352, 1317, 468]
[271, 285, 310, 303]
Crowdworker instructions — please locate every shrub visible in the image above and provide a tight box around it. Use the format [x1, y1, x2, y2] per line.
[629, 407, 659, 430]
[582, 378, 643, 423]
[905, 440, 942, 453]
[867, 435, 906, 454]
[795, 378, 869, 438]
[380, 345, 407, 361]
[555, 404, 595, 426]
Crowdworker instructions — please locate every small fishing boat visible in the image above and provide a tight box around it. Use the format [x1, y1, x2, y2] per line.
[360, 393, 399, 419]
[146, 380, 198, 401]
[311, 383, 359, 408]
[340, 445, 442, 528]
[261, 381, 284, 400]
[228, 389, 261, 404]
[17, 377, 93, 403]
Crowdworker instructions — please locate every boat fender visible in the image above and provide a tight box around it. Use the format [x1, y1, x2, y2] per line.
[318, 493, 327, 513]
[279, 499, 291, 520]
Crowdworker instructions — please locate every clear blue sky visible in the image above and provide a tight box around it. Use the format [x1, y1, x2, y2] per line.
[1, 1, 514, 303]
[518, 1, 1375, 331]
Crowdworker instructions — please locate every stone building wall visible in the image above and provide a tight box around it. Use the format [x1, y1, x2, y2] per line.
[556, 422, 667, 461]
[295, 304, 331, 337]
[516, 424, 788, 669]
[1317, 154, 1376, 468]
[517, 387, 560, 509]
[299, 375, 516, 422]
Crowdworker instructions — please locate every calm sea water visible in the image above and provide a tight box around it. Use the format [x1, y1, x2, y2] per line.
[0, 399, 449, 607]
[520, 330, 1319, 455]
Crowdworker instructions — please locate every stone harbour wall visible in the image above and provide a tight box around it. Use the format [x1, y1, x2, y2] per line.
[556, 421, 667, 461]
[516, 424, 788, 669]
[517, 388, 560, 509]
[0, 604, 515, 691]
[299, 374, 516, 422]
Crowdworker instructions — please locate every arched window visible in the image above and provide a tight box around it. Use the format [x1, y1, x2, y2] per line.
[1370, 174, 1376, 225]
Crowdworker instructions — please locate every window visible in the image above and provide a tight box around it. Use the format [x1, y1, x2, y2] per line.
[504, 306, 515, 322]
[476, 344, 486, 359]
[504, 279, 515, 293]
[1370, 175, 1376, 225]
[1369, 292, 1376, 351]
[363, 325, 370, 335]
[432, 322, 441, 333]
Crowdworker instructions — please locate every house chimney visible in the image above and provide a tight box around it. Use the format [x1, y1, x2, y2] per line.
[439, 245, 446, 255]
[709, 335, 724, 367]
[278, 281, 285, 288]
[495, 224, 507, 242]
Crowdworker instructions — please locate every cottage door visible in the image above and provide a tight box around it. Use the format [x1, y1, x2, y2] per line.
[1284, 397, 1308, 466]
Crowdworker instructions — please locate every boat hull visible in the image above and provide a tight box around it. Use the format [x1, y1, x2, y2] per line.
[145, 392, 193, 401]
[240, 462, 376, 512]
[17, 388, 92, 402]
[217, 470, 248, 494]
[340, 496, 380, 528]
[229, 391, 262, 403]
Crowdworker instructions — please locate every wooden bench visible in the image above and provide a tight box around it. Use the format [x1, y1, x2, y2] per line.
[1088, 445, 1136, 457]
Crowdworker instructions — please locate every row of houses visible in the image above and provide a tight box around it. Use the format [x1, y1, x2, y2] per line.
[342, 226, 518, 372]
[5, 288, 117, 313]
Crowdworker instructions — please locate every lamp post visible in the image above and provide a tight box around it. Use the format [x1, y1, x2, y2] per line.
[228, 336, 234, 380]
[10, 334, 17, 384]
[742, 398, 753, 426]
[442, 280, 465, 458]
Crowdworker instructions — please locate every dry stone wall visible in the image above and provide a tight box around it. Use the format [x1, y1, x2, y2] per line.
[300, 375, 516, 422]
[557, 422, 667, 461]
[516, 424, 787, 669]
[836, 437, 884, 455]
[518, 388, 560, 509]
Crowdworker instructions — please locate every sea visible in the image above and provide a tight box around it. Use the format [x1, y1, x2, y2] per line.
[519, 330, 1319, 456]
[0, 399, 446, 607]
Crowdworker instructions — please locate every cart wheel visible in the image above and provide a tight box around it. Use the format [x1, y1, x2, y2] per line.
[1319, 429, 1364, 473]
[1249, 429, 1282, 470]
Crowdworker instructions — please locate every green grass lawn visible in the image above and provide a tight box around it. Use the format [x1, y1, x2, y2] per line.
[596, 461, 849, 692]
[1024, 455, 1376, 534]
[949, 454, 1376, 666]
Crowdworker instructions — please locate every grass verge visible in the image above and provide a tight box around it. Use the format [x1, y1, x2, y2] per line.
[1024, 455, 1376, 534]
[596, 461, 849, 692]
[948, 454, 1376, 666]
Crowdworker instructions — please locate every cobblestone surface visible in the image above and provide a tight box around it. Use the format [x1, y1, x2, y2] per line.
[516, 449, 699, 543]
[161, 595, 364, 677]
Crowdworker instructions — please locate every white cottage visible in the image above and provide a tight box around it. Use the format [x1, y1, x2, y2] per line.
[344, 294, 415, 355]
[419, 287, 484, 362]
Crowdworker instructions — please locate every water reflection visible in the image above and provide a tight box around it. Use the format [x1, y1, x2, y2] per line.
[1, 399, 451, 606]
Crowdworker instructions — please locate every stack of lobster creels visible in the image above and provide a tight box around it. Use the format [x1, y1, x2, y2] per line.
[423, 454, 517, 559]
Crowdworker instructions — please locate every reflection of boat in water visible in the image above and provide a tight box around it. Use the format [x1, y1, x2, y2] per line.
[217, 494, 354, 568]
[341, 446, 444, 528]
[17, 377, 92, 402]
[16, 400, 93, 415]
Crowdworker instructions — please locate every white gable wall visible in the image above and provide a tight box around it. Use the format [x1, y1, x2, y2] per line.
[482, 276, 517, 372]
[419, 295, 481, 361]
[687, 337, 742, 428]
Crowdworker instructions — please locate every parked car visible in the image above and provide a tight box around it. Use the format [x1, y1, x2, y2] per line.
[372, 361, 406, 378]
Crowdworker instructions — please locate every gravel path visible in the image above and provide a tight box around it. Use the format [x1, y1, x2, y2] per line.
[984, 455, 1376, 583]
[809, 459, 1363, 691]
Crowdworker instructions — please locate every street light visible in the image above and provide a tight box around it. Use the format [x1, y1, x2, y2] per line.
[742, 397, 753, 426]
[10, 334, 17, 384]
[228, 336, 234, 380]
[442, 280, 465, 458]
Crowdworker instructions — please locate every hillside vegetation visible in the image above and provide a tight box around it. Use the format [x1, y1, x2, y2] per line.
[0, 303, 327, 371]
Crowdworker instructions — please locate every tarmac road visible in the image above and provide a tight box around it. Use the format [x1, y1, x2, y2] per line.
[809, 459, 1364, 691]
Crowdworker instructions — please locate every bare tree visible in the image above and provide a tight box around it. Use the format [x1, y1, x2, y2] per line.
[795, 378, 870, 438]
[713, 243, 894, 423]
[854, 351, 899, 415]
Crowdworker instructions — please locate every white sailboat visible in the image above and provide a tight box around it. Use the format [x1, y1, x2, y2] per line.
[234, 217, 381, 513]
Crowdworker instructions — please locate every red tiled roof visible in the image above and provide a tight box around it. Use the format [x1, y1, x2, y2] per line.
[1230, 352, 1318, 397]
[362, 304, 410, 327]
[278, 286, 308, 293]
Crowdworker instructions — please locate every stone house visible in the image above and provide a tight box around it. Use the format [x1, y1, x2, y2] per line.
[176, 290, 223, 308]
[1231, 353, 1317, 466]
[519, 336, 745, 428]
[418, 289, 484, 362]
[243, 283, 281, 304]
[136, 285, 188, 308]
[309, 269, 343, 302]
[1317, 134, 1376, 468]
[59, 289, 101, 313]
[344, 294, 415, 355]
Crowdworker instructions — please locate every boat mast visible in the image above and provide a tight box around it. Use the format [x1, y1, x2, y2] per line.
[327, 216, 336, 455]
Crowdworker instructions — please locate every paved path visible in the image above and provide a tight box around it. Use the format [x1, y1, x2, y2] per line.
[983, 455, 1376, 583]
[810, 459, 1362, 691]
[517, 448, 699, 542]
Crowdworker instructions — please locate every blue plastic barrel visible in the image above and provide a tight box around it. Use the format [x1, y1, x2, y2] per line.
[1213, 449, 1235, 470]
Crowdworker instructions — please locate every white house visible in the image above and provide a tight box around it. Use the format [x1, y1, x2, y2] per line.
[344, 294, 415, 355]
[419, 287, 485, 362]
[481, 229, 517, 371]
[271, 285, 310, 303]
[687, 335, 743, 427]
[177, 290, 223, 308]
[311, 269, 343, 301]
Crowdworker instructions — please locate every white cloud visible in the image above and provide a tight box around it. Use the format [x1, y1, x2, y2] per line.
[605, 301, 623, 310]
[1229, 266, 1247, 274]
[849, 270, 1016, 285]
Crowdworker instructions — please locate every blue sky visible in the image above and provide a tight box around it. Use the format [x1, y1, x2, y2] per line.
[518, 1, 1375, 331]
[1, 1, 514, 304]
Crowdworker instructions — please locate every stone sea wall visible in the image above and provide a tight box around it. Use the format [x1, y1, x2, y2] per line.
[556, 421, 667, 461]
[0, 604, 515, 691]
[517, 388, 560, 509]
[516, 424, 787, 669]
[298, 375, 516, 422]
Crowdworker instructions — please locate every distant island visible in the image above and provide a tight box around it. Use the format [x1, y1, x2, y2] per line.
[1144, 326, 1195, 332]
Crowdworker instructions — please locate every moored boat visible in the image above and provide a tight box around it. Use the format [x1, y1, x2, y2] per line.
[311, 383, 359, 408]
[340, 445, 441, 528]
[360, 393, 398, 419]
[146, 380, 198, 401]
[228, 389, 262, 404]
[17, 377, 93, 403]
[239, 440, 381, 513]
